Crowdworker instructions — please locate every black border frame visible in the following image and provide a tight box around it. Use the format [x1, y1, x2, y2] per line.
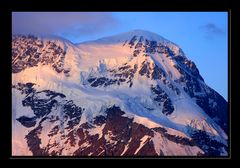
[1, 0, 239, 161]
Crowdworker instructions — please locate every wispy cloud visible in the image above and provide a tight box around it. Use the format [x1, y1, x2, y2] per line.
[12, 12, 118, 38]
[200, 23, 225, 38]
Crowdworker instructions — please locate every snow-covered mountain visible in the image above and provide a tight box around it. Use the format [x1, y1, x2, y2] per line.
[12, 30, 228, 156]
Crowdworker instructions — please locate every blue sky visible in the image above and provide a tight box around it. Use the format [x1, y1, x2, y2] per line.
[12, 12, 228, 100]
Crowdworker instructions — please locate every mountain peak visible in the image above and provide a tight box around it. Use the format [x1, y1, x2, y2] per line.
[126, 29, 165, 39]
[79, 29, 172, 45]
[12, 29, 228, 156]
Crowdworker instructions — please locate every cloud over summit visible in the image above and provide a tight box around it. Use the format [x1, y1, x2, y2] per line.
[12, 12, 118, 39]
